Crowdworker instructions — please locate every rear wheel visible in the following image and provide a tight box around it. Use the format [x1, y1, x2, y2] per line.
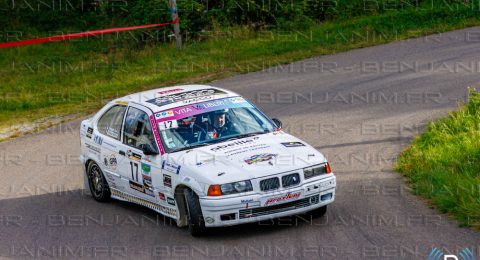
[183, 188, 207, 236]
[87, 161, 111, 202]
[309, 205, 327, 218]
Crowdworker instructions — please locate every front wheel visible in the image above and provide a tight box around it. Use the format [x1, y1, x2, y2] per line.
[87, 161, 111, 202]
[184, 189, 207, 236]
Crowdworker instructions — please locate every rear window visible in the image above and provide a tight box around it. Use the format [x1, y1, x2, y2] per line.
[97, 105, 127, 140]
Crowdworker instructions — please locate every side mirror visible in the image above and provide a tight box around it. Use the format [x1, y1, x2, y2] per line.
[140, 144, 159, 156]
[272, 118, 283, 129]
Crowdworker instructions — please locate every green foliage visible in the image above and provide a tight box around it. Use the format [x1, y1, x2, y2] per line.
[2, 0, 473, 35]
[396, 90, 480, 229]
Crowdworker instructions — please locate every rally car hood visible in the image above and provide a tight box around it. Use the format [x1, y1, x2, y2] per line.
[165, 132, 326, 184]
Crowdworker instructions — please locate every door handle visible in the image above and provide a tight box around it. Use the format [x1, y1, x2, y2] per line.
[119, 150, 126, 156]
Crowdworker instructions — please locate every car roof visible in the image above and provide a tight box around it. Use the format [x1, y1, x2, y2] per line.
[111, 84, 240, 113]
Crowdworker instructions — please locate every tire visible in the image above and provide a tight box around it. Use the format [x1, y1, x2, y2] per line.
[87, 161, 111, 202]
[309, 205, 327, 218]
[183, 188, 207, 236]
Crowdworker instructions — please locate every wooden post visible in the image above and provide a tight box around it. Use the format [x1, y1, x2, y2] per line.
[169, 0, 182, 49]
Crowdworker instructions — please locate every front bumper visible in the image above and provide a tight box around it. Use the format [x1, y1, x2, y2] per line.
[199, 175, 336, 227]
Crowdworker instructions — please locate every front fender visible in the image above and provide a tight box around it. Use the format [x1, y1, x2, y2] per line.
[175, 175, 205, 196]
[173, 175, 206, 227]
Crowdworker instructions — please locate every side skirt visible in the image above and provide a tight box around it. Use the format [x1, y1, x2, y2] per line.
[111, 188, 179, 220]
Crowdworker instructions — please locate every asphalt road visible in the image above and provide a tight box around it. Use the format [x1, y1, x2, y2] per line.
[1, 27, 480, 259]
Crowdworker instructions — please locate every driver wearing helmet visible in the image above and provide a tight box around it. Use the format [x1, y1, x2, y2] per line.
[205, 109, 237, 139]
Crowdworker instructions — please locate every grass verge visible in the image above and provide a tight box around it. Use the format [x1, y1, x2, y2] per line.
[1, 5, 480, 137]
[396, 89, 480, 229]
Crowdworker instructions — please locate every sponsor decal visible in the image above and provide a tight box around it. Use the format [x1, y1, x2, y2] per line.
[264, 192, 301, 206]
[163, 174, 172, 188]
[210, 137, 259, 152]
[93, 135, 103, 145]
[142, 174, 154, 197]
[174, 106, 193, 115]
[230, 96, 246, 103]
[182, 95, 214, 104]
[142, 174, 152, 182]
[145, 189, 155, 197]
[244, 153, 277, 165]
[162, 161, 181, 174]
[86, 127, 93, 139]
[167, 197, 176, 206]
[158, 88, 183, 95]
[193, 99, 231, 110]
[241, 199, 254, 204]
[155, 110, 174, 119]
[147, 88, 226, 106]
[204, 217, 215, 224]
[129, 177, 154, 197]
[241, 199, 259, 209]
[281, 141, 305, 147]
[158, 192, 166, 201]
[105, 173, 116, 183]
[129, 181, 145, 193]
[141, 163, 151, 174]
[162, 206, 177, 216]
[149, 114, 165, 155]
[102, 141, 116, 149]
[106, 127, 119, 139]
[85, 143, 100, 153]
[115, 101, 129, 105]
[103, 154, 118, 170]
[223, 143, 270, 157]
[128, 152, 142, 161]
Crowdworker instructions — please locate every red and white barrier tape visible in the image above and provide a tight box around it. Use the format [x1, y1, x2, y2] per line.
[0, 18, 179, 49]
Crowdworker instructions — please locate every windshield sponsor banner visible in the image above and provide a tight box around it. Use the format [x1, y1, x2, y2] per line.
[155, 97, 251, 124]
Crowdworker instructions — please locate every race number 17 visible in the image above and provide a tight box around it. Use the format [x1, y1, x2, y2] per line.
[159, 120, 178, 130]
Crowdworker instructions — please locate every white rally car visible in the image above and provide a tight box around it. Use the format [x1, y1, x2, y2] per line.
[79, 85, 336, 236]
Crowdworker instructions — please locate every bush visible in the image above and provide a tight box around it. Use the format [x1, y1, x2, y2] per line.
[396, 89, 480, 228]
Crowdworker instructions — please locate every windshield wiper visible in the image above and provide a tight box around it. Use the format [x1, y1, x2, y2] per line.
[171, 142, 211, 153]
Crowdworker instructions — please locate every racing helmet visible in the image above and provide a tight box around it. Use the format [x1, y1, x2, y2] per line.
[213, 108, 229, 115]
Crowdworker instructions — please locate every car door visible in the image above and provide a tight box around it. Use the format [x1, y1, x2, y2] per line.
[118, 103, 162, 202]
[94, 104, 128, 190]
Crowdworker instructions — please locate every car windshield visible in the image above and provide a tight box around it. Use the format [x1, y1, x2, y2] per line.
[155, 97, 276, 153]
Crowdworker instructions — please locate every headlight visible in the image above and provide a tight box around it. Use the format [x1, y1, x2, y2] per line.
[304, 162, 332, 179]
[208, 180, 253, 196]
